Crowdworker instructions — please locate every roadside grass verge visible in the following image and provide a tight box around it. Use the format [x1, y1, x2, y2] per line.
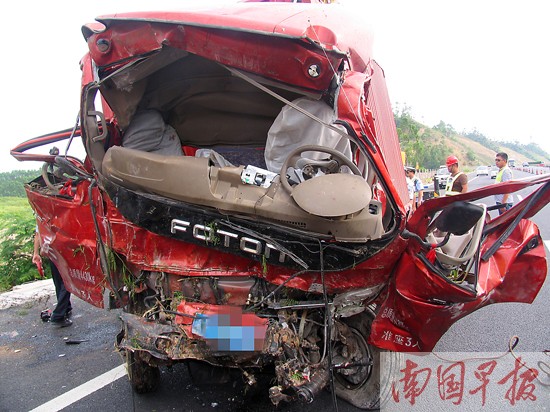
[0, 197, 48, 292]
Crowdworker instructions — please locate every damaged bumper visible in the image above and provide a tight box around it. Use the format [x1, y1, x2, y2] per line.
[116, 304, 269, 366]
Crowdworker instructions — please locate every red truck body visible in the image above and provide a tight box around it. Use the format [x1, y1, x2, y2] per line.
[11, 2, 549, 409]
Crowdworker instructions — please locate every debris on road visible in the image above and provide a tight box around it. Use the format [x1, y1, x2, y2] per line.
[65, 339, 89, 345]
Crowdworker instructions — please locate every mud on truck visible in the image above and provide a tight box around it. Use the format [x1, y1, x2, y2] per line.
[11, 2, 550, 410]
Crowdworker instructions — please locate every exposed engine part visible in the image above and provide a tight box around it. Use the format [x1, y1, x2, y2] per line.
[118, 269, 383, 408]
[295, 365, 330, 403]
[154, 272, 166, 301]
[269, 386, 293, 406]
[242, 370, 257, 386]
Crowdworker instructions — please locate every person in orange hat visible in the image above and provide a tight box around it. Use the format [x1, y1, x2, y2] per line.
[444, 155, 468, 195]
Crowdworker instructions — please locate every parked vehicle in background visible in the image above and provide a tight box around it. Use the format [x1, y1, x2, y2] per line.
[10, 1, 550, 410]
[523, 162, 530, 167]
[435, 166, 450, 189]
[508, 159, 516, 167]
[476, 166, 489, 176]
[490, 166, 498, 179]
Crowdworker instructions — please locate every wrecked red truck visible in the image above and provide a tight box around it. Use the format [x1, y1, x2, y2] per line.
[11, 2, 550, 410]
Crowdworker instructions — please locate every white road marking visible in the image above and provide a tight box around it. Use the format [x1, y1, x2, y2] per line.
[30, 364, 127, 412]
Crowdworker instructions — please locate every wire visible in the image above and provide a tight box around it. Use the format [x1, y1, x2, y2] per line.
[318, 239, 339, 412]
[433, 336, 550, 387]
[63, 112, 81, 157]
[246, 270, 308, 311]
[507, 336, 550, 387]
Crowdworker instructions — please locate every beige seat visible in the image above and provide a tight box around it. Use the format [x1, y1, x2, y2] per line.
[428, 203, 486, 266]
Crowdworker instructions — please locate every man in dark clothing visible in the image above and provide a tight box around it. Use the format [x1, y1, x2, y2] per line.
[33, 233, 73, 327]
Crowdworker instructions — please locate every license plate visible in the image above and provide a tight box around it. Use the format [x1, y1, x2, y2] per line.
[191, 307, 267, 352]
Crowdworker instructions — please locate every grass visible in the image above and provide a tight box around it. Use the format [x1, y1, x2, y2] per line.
[0, 197, 46, 292]
[0, 197, 32, 221]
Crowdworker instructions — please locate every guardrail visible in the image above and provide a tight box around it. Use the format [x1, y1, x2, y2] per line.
[514, 166, 550, 175]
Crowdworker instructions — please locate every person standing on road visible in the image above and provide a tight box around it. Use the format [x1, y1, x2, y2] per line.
[494, 152, 513, 215]
[405, 167, 424, 210]
[33, 231, 73, 327]
[405, 168, 414, 209]
[444, 155, 468, 195]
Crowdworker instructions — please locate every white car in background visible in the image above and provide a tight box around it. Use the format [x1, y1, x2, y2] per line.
[476, 165, 489, 176]
[490, 166, 498, 179]
[435, 166, 450, 189]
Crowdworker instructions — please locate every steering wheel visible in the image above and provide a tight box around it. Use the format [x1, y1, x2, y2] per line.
[41, 162, 60, 194]
[279, 145, 361, 194]
[41, 156, 89, 195]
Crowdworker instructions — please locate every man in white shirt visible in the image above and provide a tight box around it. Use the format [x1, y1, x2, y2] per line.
[405, 167, 424, 210]
[494, 152, 513, 215]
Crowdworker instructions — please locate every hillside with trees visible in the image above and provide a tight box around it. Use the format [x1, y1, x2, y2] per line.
[395, 106, 550, 170]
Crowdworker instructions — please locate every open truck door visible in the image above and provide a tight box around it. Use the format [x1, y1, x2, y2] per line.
[371, 176, 550, 352]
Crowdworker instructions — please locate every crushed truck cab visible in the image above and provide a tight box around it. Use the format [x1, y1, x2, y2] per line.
[11, 2, 549, 409]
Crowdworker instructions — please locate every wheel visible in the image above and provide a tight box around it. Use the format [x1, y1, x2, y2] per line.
[279, 144, 362, 194]
[126, 349, 160, 394]
[333, 309, 403, 410]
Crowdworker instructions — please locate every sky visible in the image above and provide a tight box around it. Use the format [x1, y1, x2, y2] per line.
[1, 0, 548, 172]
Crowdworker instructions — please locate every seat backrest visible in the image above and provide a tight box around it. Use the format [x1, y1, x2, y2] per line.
[434, 203, 487, 266]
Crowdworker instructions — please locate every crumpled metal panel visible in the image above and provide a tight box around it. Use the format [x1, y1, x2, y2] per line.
[117, 307, 269, 366]
[370, 218, 547, 352]
[28, 181, 106, 308]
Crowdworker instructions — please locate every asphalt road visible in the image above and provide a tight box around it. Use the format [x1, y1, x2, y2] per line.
[1, 169, 548, 412]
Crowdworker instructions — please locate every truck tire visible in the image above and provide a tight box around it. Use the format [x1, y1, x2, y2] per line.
[126, 350, 160, 394]
[333, 309, 403, 410]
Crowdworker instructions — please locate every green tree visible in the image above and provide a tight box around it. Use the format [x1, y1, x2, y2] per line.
[433, 121, 455, 137]
[466, 149, 476, 162]
[0, 197, 49, 291]
[0, 170, 40, 197]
